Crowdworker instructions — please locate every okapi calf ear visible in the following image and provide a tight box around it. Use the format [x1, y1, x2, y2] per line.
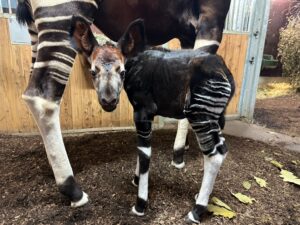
[70, 16, 98, 57]
[118, 19, 147, 57]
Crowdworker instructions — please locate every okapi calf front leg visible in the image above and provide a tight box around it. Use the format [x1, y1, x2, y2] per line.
[131, 110, 154, 216]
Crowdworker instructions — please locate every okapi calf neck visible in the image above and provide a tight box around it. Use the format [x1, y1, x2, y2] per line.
[70, 18, 235, 224]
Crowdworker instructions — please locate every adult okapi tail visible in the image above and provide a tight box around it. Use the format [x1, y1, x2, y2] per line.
[16, 0, 33, 25]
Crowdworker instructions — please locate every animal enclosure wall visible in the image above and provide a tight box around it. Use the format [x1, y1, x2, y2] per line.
[0, 17, 248, 133]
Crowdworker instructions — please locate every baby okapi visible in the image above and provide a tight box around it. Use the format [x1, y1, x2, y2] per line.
[70, 17, 235, 224]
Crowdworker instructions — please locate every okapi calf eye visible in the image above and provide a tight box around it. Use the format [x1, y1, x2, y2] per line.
[90, 69, 97, 77]
[115, 66, 121, 73]
[120, 70, 126, 80]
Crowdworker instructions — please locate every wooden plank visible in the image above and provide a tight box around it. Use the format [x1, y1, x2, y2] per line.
[218, 34, 249, 115]
[0, 18, 9, 132]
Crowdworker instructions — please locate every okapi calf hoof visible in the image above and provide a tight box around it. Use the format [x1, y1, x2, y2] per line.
[130, 198, 147, 216]
[131, 175, 139, 187]
[172, 148, 186, 169]
[185, 205, 207, 224]
[171, 160, 186, 169]
[130, 206, 145, 216]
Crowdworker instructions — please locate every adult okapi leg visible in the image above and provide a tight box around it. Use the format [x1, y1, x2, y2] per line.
[28, 23, 38, 76]
[194, 2, 230, 53]
[22, 29, 88, 207]
[131, 111, 153, 216]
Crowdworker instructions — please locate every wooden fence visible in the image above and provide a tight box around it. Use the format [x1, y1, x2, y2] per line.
[0, 17, 248, 133]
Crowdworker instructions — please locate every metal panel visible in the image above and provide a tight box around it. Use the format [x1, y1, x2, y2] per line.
[239, 0, 271, 119]
[225, 0, 255, 33]
[8, 17, 31, 44]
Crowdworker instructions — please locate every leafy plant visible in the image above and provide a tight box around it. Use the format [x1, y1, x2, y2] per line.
[278, 1, 300, 88]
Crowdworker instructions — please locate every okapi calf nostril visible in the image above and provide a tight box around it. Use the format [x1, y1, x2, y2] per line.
[101, 97, 117, 105]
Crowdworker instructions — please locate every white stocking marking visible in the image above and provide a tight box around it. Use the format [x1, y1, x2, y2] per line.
[174, 118, 189, 150]
[135, 156, 140, 177]
[196, 153, 226, 206]
[22, 95, 73, 185]
[137, 147, 151, 201]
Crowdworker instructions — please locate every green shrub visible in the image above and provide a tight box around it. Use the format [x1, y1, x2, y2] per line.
[278, 2, 300, 88]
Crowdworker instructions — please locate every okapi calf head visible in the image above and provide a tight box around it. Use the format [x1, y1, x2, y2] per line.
[70, 17, 146, 112]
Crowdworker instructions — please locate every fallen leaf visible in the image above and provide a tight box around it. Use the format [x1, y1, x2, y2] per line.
[242, 181, 251, 190]
[254, 176, 268, 188]
[280, 170, 300, 186]
[207, 204, 236, 219]
[292, 160, 299, 166]
[211, 197, 232, 211]
[264, 157, 273, 162]
[231, 192, 256, 204]
[270, 160, 283, 169]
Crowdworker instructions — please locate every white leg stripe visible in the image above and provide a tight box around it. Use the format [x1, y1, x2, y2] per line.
[35, 16, 73, 26]
[194, 39, 220, 49]
[174, 118, 189, 150]
[135, 156, 139, 176]
[51, 76, 68, 85]
[138, 171, 149, 201]
[52, 52, 75, 64]
[34, 61, 72, 73]
[37, 41, 73, 51]
[32, 0, 98, 11]
[138, 147, 151, 157]
[38, 29, 69, 38]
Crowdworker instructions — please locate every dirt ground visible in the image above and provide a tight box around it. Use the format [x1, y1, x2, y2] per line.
[0, 130, 299, 225]
[254, 94, 300, 137]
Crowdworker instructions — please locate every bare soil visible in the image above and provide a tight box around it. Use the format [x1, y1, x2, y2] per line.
[0, 130, 299, 225]
[254, 94, 300, 137]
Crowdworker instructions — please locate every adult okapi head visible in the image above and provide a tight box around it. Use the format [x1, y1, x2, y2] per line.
[70, 17, 146, 112]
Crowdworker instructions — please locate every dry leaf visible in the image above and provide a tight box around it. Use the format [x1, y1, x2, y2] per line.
[264, 157, 273, 162]
[292, 160, 299, 166]
[243, 181, 251, 190]
[207, 204, 236, 219]
[280, 170, 300, 186]
[211, 197, 232, 211]
[231, 192, 256, 204]
[270, 160, 283, 169]
[254, 176, 268, 188]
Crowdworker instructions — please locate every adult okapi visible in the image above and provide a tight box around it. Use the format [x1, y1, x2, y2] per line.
[16, 0, 231, 219]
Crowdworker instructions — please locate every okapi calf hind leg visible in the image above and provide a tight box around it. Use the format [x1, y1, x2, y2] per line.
[172, 8, 228, 169]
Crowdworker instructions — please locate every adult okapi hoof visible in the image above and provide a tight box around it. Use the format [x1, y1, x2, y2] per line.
[130, 206, 145, 216]
[71, 192, 89, 208]
[171, 160, 186, 169]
